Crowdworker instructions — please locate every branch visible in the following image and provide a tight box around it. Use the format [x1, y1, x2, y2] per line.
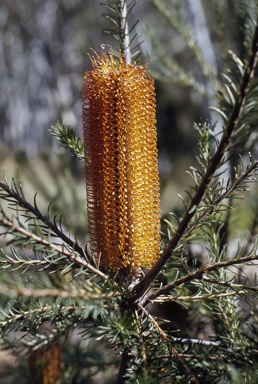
[117, 347, 130, 384]
[0, 180, 107, 279]
[0, 284, 118, 300]
[0, 304, 94, 328]
[152, 290, 252, 303]
[169, 337, 220, 348]
[138, 304, 201, 384]
[130, 23, 258, 304]
[183, 160, 258, 237]
[118, 0, 131, 63]
[202, 276, 258, 292]
[49, 122, 84, 161]
[144, 249, 258, 305]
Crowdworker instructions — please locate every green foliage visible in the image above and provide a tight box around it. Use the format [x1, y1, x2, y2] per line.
[9, 151, 87, 241]
[0, 1, 258, 383]
[50, 122, 84, 162]
[101, 0, 142, 61]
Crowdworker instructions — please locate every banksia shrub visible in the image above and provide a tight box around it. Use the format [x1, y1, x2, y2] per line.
[82, 53, 160, 271]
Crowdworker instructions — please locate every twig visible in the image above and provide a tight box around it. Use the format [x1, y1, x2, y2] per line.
[130, 23, 258, 304]
[0, 304, 104, 328]
[202, 276, 258, 292]
[0, 181, 107, 279]
[138, 303, 167, 340]
[138, 304, 201, 384]
[152, 290, 252, 303]
[183, 160, 258, 238]
[144, 250, 258, 305]
[117, 347, 130, 384]
[0, 284, 118, 300]
[218, 302, 230, 331]
[169, 337, 220, 347]
[118, 0, 131, 63]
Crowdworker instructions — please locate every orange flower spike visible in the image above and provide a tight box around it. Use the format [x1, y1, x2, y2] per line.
[29, 343, 64, 384]
[82, 52, 160, 271]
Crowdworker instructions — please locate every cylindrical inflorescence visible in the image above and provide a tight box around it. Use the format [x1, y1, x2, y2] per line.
[82, 52, 160, 271]
[29, 343, 64, 384]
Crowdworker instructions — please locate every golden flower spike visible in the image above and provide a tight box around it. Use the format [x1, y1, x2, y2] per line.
[82, 52, 160, 271]
[29, 343, 64, 384]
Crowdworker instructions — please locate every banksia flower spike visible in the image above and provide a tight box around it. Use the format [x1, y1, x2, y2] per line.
[82, 52, 160, 271]
[29, 343, 64, 384]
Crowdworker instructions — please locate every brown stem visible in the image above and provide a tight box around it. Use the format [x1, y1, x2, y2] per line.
[117, 347, 130, 384]
[144, 249, 258, 305]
